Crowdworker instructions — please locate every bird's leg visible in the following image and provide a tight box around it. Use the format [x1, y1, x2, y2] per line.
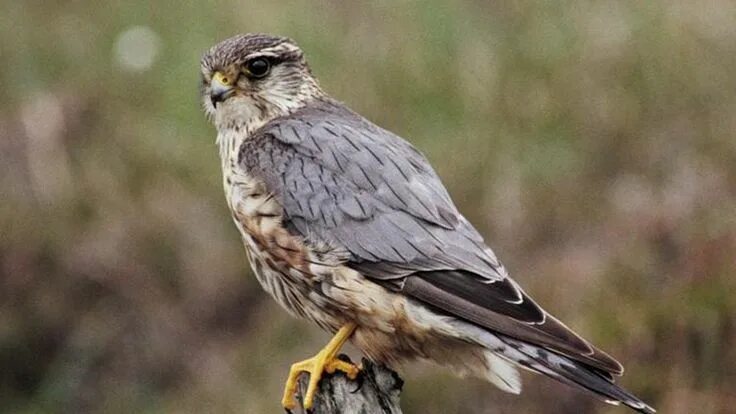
[281, 322, 360, 410]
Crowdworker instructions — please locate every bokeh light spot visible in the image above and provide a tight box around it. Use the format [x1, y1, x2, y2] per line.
[113, 25, 161, 72]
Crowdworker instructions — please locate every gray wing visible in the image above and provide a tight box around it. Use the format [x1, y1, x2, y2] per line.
[240, 99, 622, 375]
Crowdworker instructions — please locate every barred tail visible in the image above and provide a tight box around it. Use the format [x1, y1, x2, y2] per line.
[484, 334, 655, 414]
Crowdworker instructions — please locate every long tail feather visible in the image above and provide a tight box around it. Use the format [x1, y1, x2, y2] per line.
[494, 336, 655, 414]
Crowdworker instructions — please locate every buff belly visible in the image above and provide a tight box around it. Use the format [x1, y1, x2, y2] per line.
[245, 246, 502, 383]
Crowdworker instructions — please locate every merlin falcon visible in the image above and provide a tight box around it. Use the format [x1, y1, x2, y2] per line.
[200, 33, 655, 413]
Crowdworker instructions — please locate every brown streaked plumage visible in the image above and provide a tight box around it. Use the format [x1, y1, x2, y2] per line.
[200, 33, 655, 413]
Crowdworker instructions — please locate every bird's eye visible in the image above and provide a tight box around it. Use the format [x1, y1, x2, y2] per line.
[244, 57, 271, 79]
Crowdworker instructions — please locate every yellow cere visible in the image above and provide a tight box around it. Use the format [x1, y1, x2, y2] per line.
[212, 71, 232, 86]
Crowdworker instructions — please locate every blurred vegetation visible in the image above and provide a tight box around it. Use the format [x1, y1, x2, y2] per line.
[1, 1, 735, 413]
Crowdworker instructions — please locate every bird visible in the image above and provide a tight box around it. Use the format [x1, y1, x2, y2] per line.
[199, 33, 655, 413]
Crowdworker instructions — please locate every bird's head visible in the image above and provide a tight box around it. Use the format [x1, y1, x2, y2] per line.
[200, 33, 323, 132]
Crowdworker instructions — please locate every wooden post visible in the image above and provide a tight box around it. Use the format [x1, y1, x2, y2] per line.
[291, 357, 404, 414]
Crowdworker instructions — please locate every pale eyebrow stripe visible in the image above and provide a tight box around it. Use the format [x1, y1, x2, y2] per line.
[244, 52, 281, 60]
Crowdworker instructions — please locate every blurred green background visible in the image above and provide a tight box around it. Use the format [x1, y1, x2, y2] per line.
[2, 1, 735, 413]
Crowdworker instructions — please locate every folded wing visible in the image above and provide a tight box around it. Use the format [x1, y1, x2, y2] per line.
[240, 99, 622, 376]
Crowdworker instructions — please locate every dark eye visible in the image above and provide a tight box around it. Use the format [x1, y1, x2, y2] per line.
[244, 57, 271, 79]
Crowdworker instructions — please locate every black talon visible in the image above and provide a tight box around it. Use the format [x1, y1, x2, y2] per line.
[350, 369, 366, 393]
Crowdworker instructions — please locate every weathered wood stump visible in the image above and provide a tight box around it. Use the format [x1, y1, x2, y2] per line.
[291, 356, 403, 414]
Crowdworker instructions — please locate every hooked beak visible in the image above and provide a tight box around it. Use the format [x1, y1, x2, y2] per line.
[210, 71, 235, 106]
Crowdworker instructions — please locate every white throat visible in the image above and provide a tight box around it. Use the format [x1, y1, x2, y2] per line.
[214, 100, 267, 166]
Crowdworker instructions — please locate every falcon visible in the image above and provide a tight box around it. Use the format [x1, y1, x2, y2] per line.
[199, 33, 655, 413]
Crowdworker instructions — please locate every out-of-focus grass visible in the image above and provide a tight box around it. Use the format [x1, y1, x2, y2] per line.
[1, 1, 735, 413]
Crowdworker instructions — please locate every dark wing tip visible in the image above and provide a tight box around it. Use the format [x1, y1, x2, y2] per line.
[402, 272, 625, 376]
[539, 313, 625, 375]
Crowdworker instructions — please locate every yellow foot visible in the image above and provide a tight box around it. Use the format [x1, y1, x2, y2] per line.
[281, 323, 359, 410]
[281, 353, 360, 410]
